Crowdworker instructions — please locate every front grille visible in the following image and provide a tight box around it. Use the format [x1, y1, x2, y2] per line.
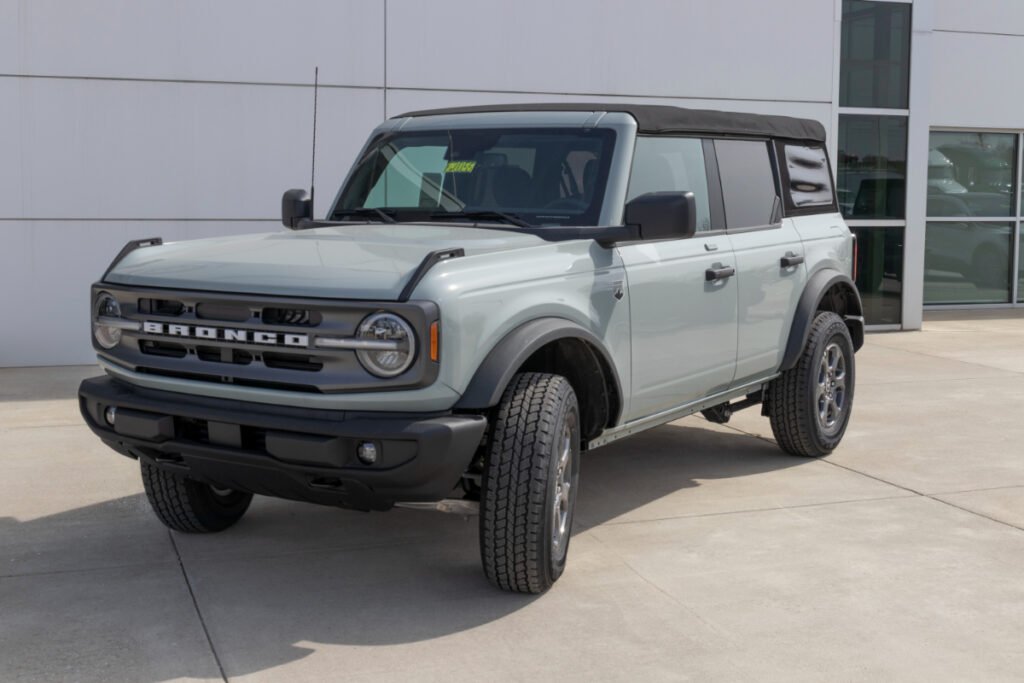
[97, 285, 438, 393]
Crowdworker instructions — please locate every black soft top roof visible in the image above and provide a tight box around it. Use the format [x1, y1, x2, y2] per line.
[396, 102, 826, 143]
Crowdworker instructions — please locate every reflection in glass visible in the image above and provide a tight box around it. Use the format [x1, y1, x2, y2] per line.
[927, 132, 1017, 217]
[840, 0, 912, 109]
[853, 226, 903, 325]
[837, 115, 908, 219]
[924, 222, 1012, 304]
[1019, 227, 1023, 302]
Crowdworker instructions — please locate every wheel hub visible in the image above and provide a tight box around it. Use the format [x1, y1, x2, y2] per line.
[552, 422, 573, 553]
[816, 341, 848, 436]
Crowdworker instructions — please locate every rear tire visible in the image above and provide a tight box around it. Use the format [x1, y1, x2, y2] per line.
[141, 460, 253, 533]
[767, 311, 855, 457]
[480, 372, 580, 594]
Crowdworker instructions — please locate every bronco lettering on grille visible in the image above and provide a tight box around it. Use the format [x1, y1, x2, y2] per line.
[142, 322, 309, 348]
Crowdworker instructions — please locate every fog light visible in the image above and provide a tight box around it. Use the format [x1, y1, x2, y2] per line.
[356, 441, 378, 465]
[104, 406, 117, 426]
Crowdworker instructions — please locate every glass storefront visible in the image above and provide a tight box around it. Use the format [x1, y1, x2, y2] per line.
[840, 1, 912, 109]
[838, 1, 912, 326]
[837, 115, 908, 220]
[853, 226, 904, 325]
[925, 131, 1022, 307]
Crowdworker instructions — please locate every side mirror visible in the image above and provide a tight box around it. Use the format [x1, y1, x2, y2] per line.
[281, 189, 312, 229]
[623, 191, 697, 242]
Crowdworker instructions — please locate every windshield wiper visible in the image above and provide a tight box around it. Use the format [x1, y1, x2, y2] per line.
[333, 207, 397, 223]
[430, 210, 533, 229]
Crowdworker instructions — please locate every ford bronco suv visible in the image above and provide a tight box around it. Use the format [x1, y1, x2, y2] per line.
[79, 104, 863, 594]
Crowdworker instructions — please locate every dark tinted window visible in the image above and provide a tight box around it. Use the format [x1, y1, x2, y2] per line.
[837, 114, 907, 219]
[714, 139, 778, 229]
[852, 226, 903, 325]
[840, 0, 912, 109]
[780, 143, 836, 210]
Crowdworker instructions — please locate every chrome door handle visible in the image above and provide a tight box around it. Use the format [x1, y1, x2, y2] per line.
[780, 252, 804, 268]
[705, 266, 735, 282]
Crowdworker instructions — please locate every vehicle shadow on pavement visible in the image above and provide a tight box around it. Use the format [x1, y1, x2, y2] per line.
[5, 420, 800, 681]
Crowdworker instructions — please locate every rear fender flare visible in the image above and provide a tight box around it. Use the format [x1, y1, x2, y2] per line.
[781, 269, 864, 371]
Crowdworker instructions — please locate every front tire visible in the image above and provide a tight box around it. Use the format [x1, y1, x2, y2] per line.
[141, 461, 253, 533]
[767, 311, 855, 457]
[480, 372, 581, 594]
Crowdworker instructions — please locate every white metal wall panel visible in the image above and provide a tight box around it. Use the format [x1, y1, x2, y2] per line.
[932, 0, 1024, 35]
[386, 0, 836, 103]
[0, 0, 384, 87]
[929, 31, 1024, 130]
[2, 79, 382, 220]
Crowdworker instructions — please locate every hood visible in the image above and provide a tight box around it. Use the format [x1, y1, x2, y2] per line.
[105, 223, 548, 299]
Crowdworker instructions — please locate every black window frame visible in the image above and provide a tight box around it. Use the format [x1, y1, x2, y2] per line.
[774, 139, 840, 217]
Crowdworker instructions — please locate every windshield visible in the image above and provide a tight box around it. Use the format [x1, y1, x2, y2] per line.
[333, 128, 616, 226]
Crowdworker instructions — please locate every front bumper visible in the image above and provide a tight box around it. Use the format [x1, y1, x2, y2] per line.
[79, 376, 487, 511]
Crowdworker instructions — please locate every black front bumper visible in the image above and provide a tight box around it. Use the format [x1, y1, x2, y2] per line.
[79, 376, 487, 511]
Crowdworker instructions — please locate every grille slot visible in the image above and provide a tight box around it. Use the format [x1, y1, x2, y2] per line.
[196, 302, 251, 322]
[139, 340, 187, 358]
[138, 298, 185, 316]
[196, 346, 254, 365]
[263, 352, 324, 372]
[263, 307, 322, 326]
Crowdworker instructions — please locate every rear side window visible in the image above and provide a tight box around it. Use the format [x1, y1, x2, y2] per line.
[778, 142, 836, 211]
[627, 137, 712, 232]
[714, 139, 778, 229]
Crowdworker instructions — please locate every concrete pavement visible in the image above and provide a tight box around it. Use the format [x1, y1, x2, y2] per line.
[2, 312, 1024, 681]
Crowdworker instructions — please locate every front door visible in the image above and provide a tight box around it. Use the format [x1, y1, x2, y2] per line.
[618, 135, 738, 421]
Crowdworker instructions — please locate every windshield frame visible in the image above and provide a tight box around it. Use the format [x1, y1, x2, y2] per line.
[327, 112, 639, 229]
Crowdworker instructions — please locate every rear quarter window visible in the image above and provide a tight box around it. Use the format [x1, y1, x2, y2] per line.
[778, 142, 837, 213]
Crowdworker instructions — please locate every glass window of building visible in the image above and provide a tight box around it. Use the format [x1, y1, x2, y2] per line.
[926, 132, 1016, 217]
[924, 222, 1014, 304]
[837, 115, 908, 220]
[925, 131, 1019, 305]
[853, 226, 904, 325]
[840, 0, 912, 109]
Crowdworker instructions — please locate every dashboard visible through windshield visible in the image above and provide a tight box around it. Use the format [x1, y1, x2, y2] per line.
[333, 128, 617, 227]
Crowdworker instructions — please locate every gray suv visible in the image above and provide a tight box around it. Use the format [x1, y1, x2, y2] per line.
[79, 104, 863, 593]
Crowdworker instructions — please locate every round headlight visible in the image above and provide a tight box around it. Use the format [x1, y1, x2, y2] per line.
[93, 292, 122, 349]
[355, 313, 416, 377]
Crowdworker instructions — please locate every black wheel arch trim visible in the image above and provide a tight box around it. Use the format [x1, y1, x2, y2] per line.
[781, 269, 864, 372]
[455, 318, 624, 426]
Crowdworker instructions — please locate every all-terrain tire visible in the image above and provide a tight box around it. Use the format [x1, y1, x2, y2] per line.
[767, 311, 855, 457]
[479, 373, 581, 594]
[141, 460, 253, 532]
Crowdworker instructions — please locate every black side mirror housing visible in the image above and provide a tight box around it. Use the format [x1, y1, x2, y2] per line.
[623, 191, 697, 242]
[281, 189, 312, 229]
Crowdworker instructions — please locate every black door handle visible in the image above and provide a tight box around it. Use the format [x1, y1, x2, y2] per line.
[780, 253, 805, 268]
[705, 266, 735, 282]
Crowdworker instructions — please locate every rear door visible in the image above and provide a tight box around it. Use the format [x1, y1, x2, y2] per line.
[713, 139, 808, 386]
[617, 137, 738, 421]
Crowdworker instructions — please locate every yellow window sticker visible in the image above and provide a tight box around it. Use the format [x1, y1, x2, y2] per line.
[444, 161, 477, 173]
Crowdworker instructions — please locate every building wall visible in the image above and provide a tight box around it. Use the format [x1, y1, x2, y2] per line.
[0, 0, 838, 366]
[7, 0, 1024, 366]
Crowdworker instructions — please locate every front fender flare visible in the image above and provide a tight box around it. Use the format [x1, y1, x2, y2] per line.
[454, 318, 623, 424]
[781, 269, 864, 371]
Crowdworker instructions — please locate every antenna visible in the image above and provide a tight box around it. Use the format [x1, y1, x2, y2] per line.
[310, 66, 319, 216]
